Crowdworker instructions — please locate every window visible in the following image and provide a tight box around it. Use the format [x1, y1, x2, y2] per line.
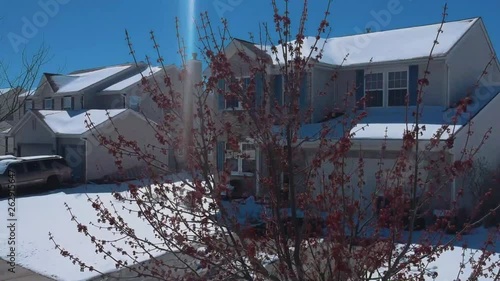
[365, 73, 384, 107]
[388, 71, 408, 106]
[80, 96, 84, 109]
[62, 96, 73, 110]
[5, 113, 13, 121]
[45, 159, 69, 170]
[44, 98, 53, 109]
[7, 163, 25, 175]
[26, 161, 41, 173]
[225, 77, 250, 110]
[129, 96, 141, 111]
[225, 141, 256, 175]
[24, 99, 33, 112]
[364, 70, 409, 107]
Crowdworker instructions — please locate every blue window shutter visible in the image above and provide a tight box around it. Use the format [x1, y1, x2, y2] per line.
[355, 69, 365, 108]
[255, 73, 264, 108]
[217, 79, 225, 110]
[299, 73, 308, 112]
[274, 75, 283, 106]
[409, 65, 419, 106]
[216, 141, 225, 171]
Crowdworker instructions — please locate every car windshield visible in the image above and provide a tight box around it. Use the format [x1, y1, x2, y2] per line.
[0, 160, 21, 174]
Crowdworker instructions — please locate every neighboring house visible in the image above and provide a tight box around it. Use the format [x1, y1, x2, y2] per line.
[7, 109, 161, 182]
[7, 56, 202, 181]
[0, 87, 33, 155]
[213, 17, 500, 210]
[24, 62, 178, 123]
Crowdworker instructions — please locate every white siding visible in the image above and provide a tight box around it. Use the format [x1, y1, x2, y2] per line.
[13, 115, 56, 156]
[452, 86, 500, 207]
[335, 69, 356, 110]
[311, 151, 396, 203]
[447, 21, 500, 106]
[453, 90, 500, 169]
[311, 68, 337, 123]
[421, 60, 447, 106]
[85, 112, 162, 180]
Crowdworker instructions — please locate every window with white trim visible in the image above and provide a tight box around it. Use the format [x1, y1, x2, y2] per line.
[388, 71, 408, 106]
[365, 73, 383, 107]
[44, 98, 53, 109]
[364, 70, 408, 107]
[224, 77, 250, 110]
[225, 141, 256, 175]
[63, 96, 73, 110]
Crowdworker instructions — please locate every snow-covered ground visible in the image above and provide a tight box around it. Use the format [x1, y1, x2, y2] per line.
[0, 180, 207, 281]
[1, 181, 498, 281]
[375, 233, 500, 281]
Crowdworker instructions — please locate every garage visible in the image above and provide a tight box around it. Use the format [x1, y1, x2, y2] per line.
[18, 143, 54, 157]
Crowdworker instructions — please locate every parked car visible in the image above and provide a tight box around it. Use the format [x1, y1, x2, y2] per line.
[0, 155, 72, 194]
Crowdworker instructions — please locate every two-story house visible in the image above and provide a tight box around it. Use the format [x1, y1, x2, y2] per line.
[214, 17, 500, 210]
[22, 62, 170, 120]
[0, 87, 33, 155]
[6, 56, 201, 182]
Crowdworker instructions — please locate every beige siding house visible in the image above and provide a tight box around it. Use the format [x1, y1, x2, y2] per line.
[4, 56, 203, 181]
[8, 109, 162, 182]
[213, 17, 500, 211]
[0, 88, 33, 155]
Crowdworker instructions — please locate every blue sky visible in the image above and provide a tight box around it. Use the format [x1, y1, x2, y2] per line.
[1, 0, 499, 88]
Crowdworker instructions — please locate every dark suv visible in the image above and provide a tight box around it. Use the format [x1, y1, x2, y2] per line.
[0, 155, 72, 194]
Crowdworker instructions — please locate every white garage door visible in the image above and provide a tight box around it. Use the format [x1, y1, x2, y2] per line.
[18, 144, 54, 156]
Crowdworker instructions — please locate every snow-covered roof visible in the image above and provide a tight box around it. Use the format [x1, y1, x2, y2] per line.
[35, 109, 127, 135]
[285, 85, 500, 142]
[103, 66, 163, 91]
[0, 121, 12, 135]
[19, 89, 36, 97]
[292, 106, 461, 141]
[261, 18, 478, 66]
[51, 65, 132, 93]
[0, 88, 12, 95]
[0, 87, 27, 96]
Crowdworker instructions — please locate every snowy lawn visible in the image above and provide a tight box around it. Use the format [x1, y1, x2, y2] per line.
[0, 178, 212, 281]
[1, 181, 498, 281]
[372, 229, 500, 281]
